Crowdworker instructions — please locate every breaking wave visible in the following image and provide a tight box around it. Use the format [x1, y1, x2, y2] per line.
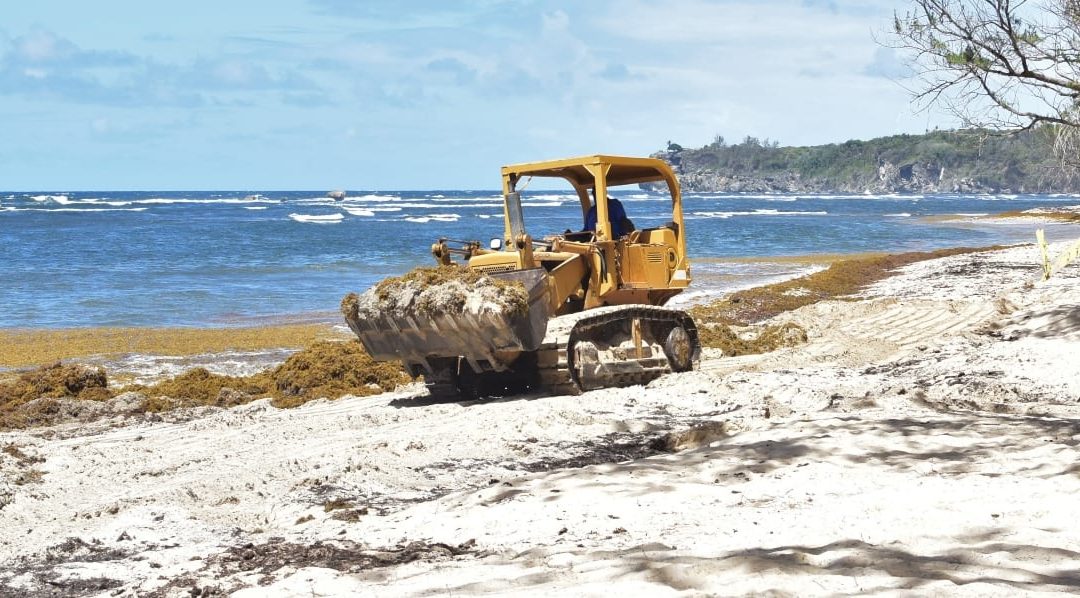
[691, 209, 829, 219]
[288, 213, 344, 223]
[30, 194, 72, 204]
[404, 213, 461, 223]
[134, 197, 281, 205]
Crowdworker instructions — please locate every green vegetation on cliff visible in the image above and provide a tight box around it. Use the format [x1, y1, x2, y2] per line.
[659, 128, 1080, 194]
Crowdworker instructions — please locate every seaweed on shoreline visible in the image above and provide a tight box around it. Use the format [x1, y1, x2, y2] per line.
[0, 341, 410, 430]
[990, 209, 1080, 223]
[0, 363, 110, 407]
[0, 324, 346, 369]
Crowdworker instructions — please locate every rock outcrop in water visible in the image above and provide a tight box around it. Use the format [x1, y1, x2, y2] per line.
[651, 128, 1080, 194]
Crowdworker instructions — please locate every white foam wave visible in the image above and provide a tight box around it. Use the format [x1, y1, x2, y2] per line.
[289, 213, 344, 223]
[335, 201, 508, 209]
[886, 213, 912, 218]
[27, 207, 149, 212]
[520, 201, 563, 207]
[401, 201, 499, 208]
[353, 194, 400, 202]
[809, 193, 923, 201]
[134, 197, 280, 205]
[691, 209, 828, 218]
[618, 194, 662, 202]
[64, 198, 132, 207]
[693, 193, 801, 201]
[245, 206, 268, 210]
[404, 213, 460, 223]
[30, 194, 71, 204]
[529, 194, 575, 201]
[343, 207, 375, 217]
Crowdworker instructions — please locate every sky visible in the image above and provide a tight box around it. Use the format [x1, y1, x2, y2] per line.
[0, 0, 946, 190]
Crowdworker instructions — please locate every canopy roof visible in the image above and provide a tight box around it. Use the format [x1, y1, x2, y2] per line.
[501, 155, 677, 191]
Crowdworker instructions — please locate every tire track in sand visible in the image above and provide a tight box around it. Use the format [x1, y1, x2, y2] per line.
[701, 299, 997, 374]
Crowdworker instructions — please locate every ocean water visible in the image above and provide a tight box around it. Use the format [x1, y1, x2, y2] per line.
[2, 190, 1077, 328]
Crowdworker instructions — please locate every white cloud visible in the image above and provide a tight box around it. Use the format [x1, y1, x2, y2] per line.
[0, 0, 952, 188]
[596, 0, 874, 44]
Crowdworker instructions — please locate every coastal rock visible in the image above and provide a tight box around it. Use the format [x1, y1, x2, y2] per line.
[657, 155, 996, 195]
[649, 129, 1080, 194]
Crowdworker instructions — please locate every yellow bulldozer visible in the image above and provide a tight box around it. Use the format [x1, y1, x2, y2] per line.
[344, 155, 701, 398]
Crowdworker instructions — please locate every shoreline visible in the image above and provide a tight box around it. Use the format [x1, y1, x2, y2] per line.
[0, 248, 980, 371]
[1, 240, 1049, 372]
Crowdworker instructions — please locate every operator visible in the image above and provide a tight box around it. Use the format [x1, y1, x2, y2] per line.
[584, 192, 633, 237]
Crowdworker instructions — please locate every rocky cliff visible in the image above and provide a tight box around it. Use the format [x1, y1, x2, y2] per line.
[650, 129, 1079, 194]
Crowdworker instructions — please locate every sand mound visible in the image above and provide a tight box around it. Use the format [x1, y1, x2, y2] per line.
[344, 266, 528, 324]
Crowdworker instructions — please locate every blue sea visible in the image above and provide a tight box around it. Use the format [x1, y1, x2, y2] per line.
[2, 190, 1078, 329]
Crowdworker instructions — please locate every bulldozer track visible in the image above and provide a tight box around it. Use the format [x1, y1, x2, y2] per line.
[535, 305, 700, 395]
[698, 298, 999, 376]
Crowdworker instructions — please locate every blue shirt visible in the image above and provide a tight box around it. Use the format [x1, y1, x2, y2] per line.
[584, 197, 628, 236]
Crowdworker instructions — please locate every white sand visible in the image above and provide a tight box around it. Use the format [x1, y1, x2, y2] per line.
[2, 240, 1079, 597]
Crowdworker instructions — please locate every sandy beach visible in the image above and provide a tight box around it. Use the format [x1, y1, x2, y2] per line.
[2, 239, 1079, 597]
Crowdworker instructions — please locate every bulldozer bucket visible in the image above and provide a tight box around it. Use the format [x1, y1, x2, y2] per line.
[347, 268, 551, 374]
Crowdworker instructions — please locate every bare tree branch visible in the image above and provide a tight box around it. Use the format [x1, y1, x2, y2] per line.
[890, 0, 1080, 164]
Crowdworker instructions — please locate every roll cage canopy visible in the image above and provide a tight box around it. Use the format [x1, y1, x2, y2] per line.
[501, 154, 679, 200]
[499, 154, 685, 247]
